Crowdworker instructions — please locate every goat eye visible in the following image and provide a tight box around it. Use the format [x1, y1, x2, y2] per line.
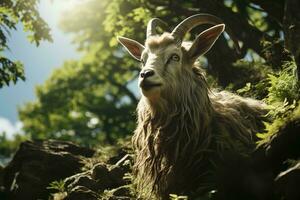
[141, 59, 145, 66]
[170, 54, 180, 62]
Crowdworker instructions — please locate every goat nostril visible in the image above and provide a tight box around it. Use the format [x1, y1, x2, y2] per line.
[146, 70, 154, 77]
[141, 70, 154, 79]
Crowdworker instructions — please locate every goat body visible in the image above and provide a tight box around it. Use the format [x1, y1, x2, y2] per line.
[118, 14, 267, 198]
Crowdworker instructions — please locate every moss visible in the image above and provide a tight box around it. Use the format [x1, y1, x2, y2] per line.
[257, 101, 300, 147]
[266, 61, 299, 104]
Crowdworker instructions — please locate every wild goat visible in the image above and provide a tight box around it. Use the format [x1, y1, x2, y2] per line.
[118, 14, 267, 199]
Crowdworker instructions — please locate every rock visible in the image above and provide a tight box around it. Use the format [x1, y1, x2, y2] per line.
[91, 163, 110, 181]
[215, 116, 300, 200]
[64, 161, 128, 195]
[100, 186, 132, 200]
[265, 117, 300, 174]
[215, 152, 276, 200]
[62, 154, 132, 200]
[0, 164, 3, 184]
[107, 148, 128, 165]
[64, 171, 102, 192]
[64, 186, 98, 200]
[109, 165, 128, 186]
[111, 185, 131, 197]
[0, 164, 4, 189]
[276, 162, 300, 200]
[3, 140, 95, 200]
[0, 164, 7, 200]
[92, 163, 127, 188]
[2, 139, 134, 200]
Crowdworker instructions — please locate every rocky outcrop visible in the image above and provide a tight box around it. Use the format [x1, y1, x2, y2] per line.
[61, 154, 132, 200]
[1, 139, 133, 200]
[2, 140, 95, 200]
[215, 116, 300, 200]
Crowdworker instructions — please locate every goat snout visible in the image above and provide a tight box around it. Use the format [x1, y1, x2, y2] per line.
[140, 69, 155, 79]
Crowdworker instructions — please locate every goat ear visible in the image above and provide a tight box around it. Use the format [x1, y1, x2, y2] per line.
[187, 24, 225, 60]
[117, 36, 145, 61]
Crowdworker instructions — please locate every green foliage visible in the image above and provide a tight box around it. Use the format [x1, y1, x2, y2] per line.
[256, 61, 299, 146]
[47, 180, 65, 193]
[257, 101, 300, 147]
[19, 60, 137, 146]
[0, 57, 24, 87]
[267, 61, 299, 104]
[227, 59, 270, 99]
[47, 180, 68, 200]
[0, 0, 51, 88]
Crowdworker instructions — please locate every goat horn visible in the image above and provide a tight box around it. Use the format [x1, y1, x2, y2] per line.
[147, 18, 169, 38]
[171, 14, 241, 54]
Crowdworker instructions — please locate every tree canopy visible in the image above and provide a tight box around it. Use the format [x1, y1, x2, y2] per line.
[0, 0, 51, 88]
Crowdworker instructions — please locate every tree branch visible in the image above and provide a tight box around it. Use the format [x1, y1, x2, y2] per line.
[249, 0, 285, 24]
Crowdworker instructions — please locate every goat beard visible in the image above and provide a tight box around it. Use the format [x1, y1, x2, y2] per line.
[132, 68, 215, 198]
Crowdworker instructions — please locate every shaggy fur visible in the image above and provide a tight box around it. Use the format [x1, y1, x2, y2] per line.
[132, 34, 267, 199]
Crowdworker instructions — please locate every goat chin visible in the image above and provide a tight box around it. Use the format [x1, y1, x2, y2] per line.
[140, 87, 161, 101]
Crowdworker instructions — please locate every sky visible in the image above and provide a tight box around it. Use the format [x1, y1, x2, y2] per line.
[0, 0, 82, 139]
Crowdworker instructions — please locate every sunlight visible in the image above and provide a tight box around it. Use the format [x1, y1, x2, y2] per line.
[39, 0, 85, 25]
[51, 0, 83, 12]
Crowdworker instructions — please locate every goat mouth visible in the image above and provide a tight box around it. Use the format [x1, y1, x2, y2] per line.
[140, 81, 162, 90]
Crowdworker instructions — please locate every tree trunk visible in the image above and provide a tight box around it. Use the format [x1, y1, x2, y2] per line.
[284, 0, 300, 81]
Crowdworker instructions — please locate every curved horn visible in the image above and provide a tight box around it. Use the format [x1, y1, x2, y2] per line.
[146, 18, 169, 38]
[171, 14, 240, 53]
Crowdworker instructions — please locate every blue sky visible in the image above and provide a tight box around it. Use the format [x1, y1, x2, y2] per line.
[0, 0, 82, 138]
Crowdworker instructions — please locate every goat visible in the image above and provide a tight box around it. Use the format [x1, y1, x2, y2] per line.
[118, 14, 267, 199]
